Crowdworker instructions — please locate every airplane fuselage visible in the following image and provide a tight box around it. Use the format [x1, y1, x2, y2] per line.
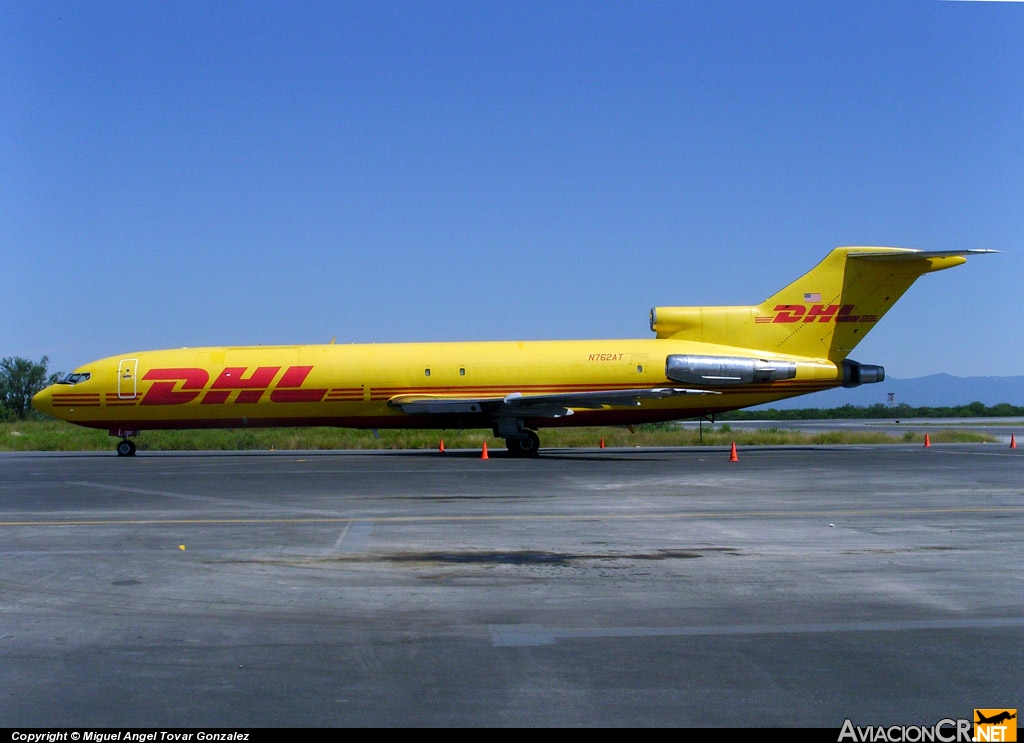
[34, 338, 840, 434]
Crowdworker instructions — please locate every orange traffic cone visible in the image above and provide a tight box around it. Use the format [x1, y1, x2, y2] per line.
[924, 434, 931, 448]
[729, 442, 738, 462]
[1011, 434, 1017, 449]
[600, 438, 605, 449]
[439, 439, 445, 453]
[481, 441, 489, 460]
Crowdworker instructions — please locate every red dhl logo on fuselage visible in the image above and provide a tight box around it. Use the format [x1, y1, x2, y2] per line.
[140, 366, 327, 405]
[754, 304, 879, 324]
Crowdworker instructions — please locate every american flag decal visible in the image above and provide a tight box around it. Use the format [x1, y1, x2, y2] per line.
[804, 292, 821, 302]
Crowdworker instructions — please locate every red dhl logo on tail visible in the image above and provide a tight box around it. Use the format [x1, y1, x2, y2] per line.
[754, 304, 879, 324]
[140, 366, 327, 405]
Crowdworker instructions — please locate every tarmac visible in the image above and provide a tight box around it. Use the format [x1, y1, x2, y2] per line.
[683, 417, 1024, 445]
[2, 443, 1022, 727]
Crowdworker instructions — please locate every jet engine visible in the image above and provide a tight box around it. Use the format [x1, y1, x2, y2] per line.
[841, 359, 884, 388]
[665, 354, 798, 386]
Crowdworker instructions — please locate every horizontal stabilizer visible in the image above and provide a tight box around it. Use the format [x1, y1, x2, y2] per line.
[847, 249, 998, 262]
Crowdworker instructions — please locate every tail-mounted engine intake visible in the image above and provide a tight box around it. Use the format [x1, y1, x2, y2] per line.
[841, 359, 884, 388]
[665, 355, 797, 386]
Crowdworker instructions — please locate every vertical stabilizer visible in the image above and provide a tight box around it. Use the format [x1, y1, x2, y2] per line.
[651, 247, 985, 361]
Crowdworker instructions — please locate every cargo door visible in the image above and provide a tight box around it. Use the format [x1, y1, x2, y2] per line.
[118, 358, 138, 399]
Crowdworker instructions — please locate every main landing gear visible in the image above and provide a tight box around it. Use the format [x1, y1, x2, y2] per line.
[495, 417, 541, 457]
[116, 438, 137, 457]
[505, 430, 540, 458]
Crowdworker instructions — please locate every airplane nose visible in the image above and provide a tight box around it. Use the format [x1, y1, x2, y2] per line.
[32, 386, 55, 416]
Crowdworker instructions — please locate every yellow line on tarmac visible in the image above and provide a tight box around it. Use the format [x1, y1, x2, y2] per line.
[2, 505, 1023, 528]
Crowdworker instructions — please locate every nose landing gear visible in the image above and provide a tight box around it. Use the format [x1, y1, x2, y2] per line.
[116, 439, 137, 457]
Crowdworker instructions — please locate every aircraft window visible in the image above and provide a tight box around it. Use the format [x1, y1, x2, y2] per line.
[637, 365, 643, 373]
[459, 367, 466, 376]
[424, 368, 431, 377]
[58, 372, 91, 385]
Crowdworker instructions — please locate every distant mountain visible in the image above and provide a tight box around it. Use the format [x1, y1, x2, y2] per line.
[753, 374, 1024, 410]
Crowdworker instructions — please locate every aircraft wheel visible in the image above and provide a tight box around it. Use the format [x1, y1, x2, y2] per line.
[505, 431, 540, 457]
[116, 440, 137, 457]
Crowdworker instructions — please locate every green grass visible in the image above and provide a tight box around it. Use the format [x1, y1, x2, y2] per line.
[0, 419, 999, 452]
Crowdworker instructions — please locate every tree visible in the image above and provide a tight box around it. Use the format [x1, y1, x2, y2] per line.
[0, 356, 61, 420]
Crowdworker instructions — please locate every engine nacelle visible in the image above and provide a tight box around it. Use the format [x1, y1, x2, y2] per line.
[665, 354, 798, 386]
[650, 306, 754, 340]
[841, 360, 885, 388]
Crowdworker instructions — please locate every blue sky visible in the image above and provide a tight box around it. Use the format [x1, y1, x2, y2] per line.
[3, 1, 1022, 380]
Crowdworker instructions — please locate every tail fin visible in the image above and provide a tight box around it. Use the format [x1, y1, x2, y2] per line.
[651, 247, 991, 361]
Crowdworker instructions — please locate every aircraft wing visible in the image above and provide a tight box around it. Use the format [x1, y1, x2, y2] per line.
[388, 387, 718, 419]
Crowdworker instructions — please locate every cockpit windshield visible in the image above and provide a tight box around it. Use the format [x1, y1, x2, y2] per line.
[57, 372, 91, 385]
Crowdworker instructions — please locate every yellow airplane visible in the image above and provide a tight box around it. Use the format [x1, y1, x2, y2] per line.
[32, 246, 991, 456]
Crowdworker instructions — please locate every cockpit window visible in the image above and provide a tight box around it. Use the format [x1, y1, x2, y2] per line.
[58, 372, 91, 385]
